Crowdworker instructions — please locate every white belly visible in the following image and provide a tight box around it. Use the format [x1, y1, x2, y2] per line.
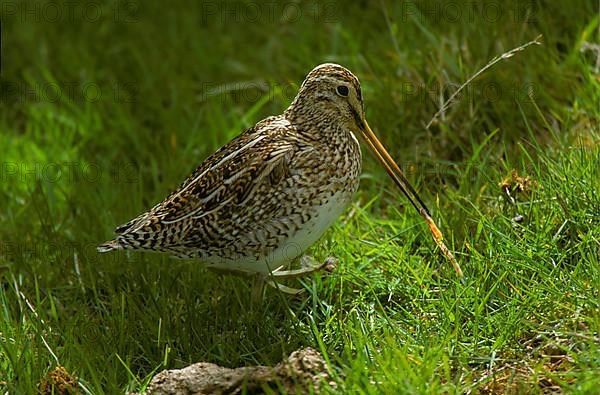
[204, 191, 351, 273]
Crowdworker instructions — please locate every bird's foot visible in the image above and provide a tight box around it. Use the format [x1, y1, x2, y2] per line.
[270, 255, 338, 280]
[251, 256, 339, 299]
[251, 274, 304, 300]
[261, 255, 339, 295]
[303, 255, 338, 273]
[265, 280, 306, 295]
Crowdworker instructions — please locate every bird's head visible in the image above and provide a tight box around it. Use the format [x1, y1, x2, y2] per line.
[287, 63, 431, 217]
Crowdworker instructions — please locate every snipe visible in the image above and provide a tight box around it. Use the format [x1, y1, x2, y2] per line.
[98, 63, 459, 293]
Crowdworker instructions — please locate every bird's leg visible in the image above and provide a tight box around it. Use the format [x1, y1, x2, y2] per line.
[265, 279, 305, 295]
[265, 256, 338, 294]
[251, 274, 266, 302]
[252, 256, 339, 295]
[253, 272, 305, 296]
[268, 255, 338, 280]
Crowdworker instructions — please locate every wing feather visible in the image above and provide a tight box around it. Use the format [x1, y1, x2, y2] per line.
[112, 116, 297, 239]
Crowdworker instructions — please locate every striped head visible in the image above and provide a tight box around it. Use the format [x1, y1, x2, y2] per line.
[286, 63, 365, 133]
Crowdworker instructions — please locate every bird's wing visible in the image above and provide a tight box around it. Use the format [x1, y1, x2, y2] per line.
[114, 117, 297, 235]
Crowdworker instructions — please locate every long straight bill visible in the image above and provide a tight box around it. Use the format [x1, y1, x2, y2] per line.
[360, 120, 464, 278]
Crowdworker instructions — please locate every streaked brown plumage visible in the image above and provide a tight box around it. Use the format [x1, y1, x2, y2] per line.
[98, 63, 429, 278]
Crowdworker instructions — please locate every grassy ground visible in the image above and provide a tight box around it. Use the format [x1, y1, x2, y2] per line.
[1, 0, 599, 393]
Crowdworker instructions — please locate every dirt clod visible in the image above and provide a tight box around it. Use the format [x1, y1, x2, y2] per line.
[141, 347, 333, 395]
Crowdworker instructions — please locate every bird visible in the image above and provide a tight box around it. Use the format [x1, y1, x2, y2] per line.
[98, 63, 434, 292]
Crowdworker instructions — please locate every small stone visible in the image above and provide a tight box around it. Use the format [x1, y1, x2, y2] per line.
[512, 214, 525, 223]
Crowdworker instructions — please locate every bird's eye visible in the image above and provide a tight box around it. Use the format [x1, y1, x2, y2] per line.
[336, 85, 349, 97]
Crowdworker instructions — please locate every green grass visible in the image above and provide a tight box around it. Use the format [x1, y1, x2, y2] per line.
[1, 0, 599, 393]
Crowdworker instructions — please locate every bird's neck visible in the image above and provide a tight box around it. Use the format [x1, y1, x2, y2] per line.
[284, 97, 340, 135]
[283, 104, 360, 160]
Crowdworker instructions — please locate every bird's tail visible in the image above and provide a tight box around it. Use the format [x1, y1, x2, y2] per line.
[97, 239, 123, 253]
